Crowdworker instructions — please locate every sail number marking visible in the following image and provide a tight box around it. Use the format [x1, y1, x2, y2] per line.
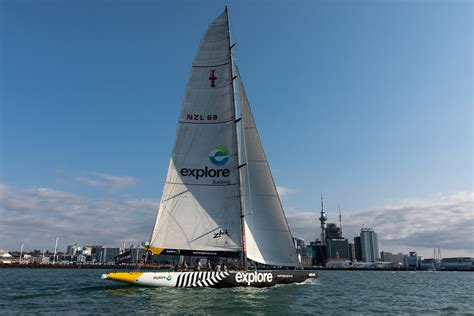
[186, 114, 218, 121]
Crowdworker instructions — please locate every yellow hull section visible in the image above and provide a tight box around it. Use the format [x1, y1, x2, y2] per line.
[102, 272, 144, 284]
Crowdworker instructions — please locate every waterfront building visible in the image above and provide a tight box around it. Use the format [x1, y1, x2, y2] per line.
[0, 252, 14, 264]
[82, 246, 93, 255]
[300, 255, 313, 268]
[440, 257, 474, 271]
[66, 244, 83, 256]
[404, 252, 421, 270]
[420, 258, 436, 270]
[96, 247, 120, 263]
[348, 243, 356, 261]
[310, 241, 327, 266]
[326, 259, 352, 268]
[375, 261, 402, 269]
[32, 256, 50, 264]
[327, 238, 349, 260]
[77, 254, 87, 263]
[130, 247, 146, 262]
[66, 245, 75, 255]
[381, 251, 406, 264]
[354, 237, 362, 261]
[90, 245, 103, 259]
[61, 254, 77, 262]
[353, 261, 376, 269]
[360, 228, 379, 262]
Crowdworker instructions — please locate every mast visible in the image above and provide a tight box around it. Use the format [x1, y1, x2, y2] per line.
[226, 6, 247, 271]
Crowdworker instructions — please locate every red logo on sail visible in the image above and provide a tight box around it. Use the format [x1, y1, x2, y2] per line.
[209, 69, 217, 87]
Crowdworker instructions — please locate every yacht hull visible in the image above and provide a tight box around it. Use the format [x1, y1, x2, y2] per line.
[102, 270, 317, 288]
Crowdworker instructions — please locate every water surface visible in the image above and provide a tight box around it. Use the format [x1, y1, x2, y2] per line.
[0, 269, 472, 314]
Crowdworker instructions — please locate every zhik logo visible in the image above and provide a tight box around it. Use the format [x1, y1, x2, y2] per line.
[208, 146, 229, 166]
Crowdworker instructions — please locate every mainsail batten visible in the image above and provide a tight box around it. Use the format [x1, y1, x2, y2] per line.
[149, 11, 242, 254]
[237, 67, 300, 267]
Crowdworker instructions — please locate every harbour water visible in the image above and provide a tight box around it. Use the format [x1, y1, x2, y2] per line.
[1, 269, 472, 314]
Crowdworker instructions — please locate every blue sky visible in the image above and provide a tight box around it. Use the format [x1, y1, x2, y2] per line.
[1, 0, 472, 256]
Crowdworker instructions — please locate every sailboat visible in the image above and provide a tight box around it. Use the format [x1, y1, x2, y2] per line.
[102, 8, 317, 288]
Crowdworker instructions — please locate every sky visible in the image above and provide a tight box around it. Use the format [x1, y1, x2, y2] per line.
[0, 0, 472, 257]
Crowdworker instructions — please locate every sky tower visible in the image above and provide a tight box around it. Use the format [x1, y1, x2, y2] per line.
[319, 192, 327, 242]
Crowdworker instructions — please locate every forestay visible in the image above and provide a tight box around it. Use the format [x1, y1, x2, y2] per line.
[148, 11, 242, 256]
[237, 68, 300, 266]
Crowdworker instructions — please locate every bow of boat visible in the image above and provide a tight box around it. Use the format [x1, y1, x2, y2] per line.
[101, 271, 144, 284]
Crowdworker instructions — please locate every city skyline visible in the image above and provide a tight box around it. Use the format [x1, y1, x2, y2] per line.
[1, 2, 472, 258]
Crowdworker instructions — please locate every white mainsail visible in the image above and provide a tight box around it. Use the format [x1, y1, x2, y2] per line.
[237, 68, 300, 267]
[149, 10, 242, 255]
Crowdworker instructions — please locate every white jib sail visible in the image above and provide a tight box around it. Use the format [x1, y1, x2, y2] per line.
[237, 68, 300, 266]
[149, 10, 242, 253]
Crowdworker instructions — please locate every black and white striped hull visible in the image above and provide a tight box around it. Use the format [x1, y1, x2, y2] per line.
[102, 270, 317, 288]
[175, 271, 230, 287]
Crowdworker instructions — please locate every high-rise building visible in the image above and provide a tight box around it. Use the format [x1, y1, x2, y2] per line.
[325, 223, 342, 240]
[310, 241, 327, 266]
[327, 238, 349, 259]
[360, 228, 379, 262]
[354, 237, 362, 261]
[348, 243, 356, 261]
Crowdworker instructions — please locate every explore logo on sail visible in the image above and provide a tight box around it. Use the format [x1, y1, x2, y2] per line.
[209, 146, 229, 166]
[179, 146, 230, 183]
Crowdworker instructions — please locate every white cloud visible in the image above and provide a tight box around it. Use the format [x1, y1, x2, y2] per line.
[0, 184, 158, 251]
[1, 183, 472, 258]
[276, 186, 298, 198]
[75, 176, 102, 187]
[285, 192, 474, 258]
[75, 172, 137, 192]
